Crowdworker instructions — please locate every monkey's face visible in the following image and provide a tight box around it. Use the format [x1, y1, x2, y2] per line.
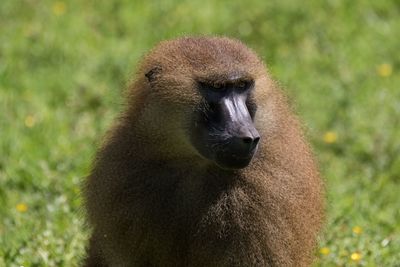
[141, 37, 266, 168]
[190, 75, 260, 170]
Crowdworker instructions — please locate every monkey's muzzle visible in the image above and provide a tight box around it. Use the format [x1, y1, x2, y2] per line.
[213, 95, 260, 169]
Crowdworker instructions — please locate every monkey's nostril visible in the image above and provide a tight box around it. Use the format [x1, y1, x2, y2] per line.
[242, 136, 260, 146]
[242, 137, 253, 144]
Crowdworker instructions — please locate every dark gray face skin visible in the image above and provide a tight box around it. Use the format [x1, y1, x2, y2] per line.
[190, 75, 260, 170]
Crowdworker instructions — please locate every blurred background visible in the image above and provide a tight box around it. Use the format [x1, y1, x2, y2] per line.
[0, 0, 399, 266]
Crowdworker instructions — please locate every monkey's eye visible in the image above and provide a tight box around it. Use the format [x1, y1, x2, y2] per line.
[197, 81, 228, 95]
[212, 83, 223, 89]
[236, 80, 254, 92]
[237, 81, 247, 89]
[209, 83, 228, 93]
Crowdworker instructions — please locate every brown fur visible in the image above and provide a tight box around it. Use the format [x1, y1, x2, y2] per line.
[83, 36, 324, 267]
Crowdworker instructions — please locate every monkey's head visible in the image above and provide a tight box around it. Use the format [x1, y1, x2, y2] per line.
[136, 37, 269, 170]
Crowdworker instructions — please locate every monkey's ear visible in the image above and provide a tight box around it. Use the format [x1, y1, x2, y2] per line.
[145, 66, 162, 83]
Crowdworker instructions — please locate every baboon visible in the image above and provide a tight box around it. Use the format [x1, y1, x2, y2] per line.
[83, 36, 324, 267]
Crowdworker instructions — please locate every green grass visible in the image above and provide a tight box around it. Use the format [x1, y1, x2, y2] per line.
[1, 0, 399, 266]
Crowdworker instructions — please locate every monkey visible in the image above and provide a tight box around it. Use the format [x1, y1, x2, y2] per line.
[83, 36, 324, 267]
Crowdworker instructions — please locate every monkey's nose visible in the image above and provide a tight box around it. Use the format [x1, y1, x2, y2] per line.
[230, 132, 260, 156]
[242, 135, 260, 148]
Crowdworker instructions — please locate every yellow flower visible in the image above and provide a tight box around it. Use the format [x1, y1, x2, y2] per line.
[352, 226, 363, 235]
[377, 63, 392, 77]
[350, 252, 362, 261]
[323, 131, 337, 144]
[52, 1, 66, 16]
[24, 115, 36, 128]
[16, 203, 28, 212]
[319, 247, 330, 255]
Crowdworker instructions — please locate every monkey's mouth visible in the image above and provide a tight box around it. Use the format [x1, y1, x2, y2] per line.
[214, 148, 257, 170]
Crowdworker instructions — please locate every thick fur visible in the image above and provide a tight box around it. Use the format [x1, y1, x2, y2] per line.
[83, 37, 324, 267]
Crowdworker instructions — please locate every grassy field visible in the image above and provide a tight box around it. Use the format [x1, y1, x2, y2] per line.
[1, 0, 399, 266]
